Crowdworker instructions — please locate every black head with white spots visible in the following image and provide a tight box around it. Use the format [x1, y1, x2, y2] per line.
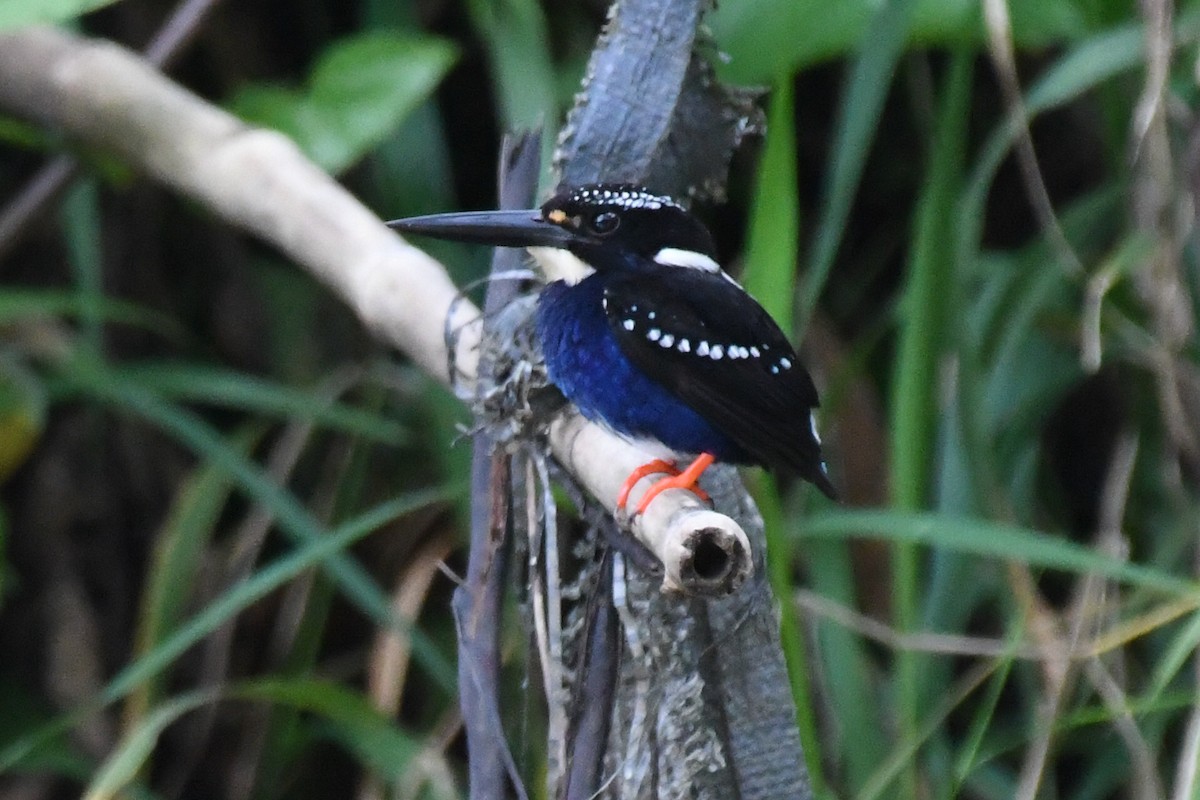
[539, 184, 720, 273]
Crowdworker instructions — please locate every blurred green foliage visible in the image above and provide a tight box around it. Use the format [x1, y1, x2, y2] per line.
[230, 31, 458, 174]
[1, 0, 1199, 798]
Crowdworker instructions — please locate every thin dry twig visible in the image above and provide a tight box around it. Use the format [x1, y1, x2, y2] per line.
[1014, 432, 1142, 800]
[981, 0, 1084, 278]
[0, 0, 226, 260]
[358, 534, 456, 800]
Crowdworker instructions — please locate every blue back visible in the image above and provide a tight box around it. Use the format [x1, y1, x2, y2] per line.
[536, 274, 745, 461]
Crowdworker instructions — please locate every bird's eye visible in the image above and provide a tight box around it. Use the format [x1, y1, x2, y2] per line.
[590, 211, 620, 235]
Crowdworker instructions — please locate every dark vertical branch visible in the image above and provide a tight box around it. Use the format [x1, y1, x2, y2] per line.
[454, 131, 543, 800]
[563, 537, 619, 800]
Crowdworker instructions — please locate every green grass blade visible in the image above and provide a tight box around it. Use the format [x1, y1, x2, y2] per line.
[741, 81, 830, 790]
[0, 289, 178, 334]
[1147, 608, 1200, 699]
[125, 432, 252, 721]
[799, 0, 920, 336]
[116, 362, 407, 444]
[753, 476, 827, 793]
[83, 689, 219, 800]
[231, 678, 422, 780]
[0, 490, 442, 774]
[951, 630, 1022, 791]
[804, 537, 890, 793]
[70, 364, 456, 689]
[107, 494, 448, 704]
[742, 77, 799, 332]
[888, 49, 973, 796]
[468, 0, 557, 172]
[803, 509, 1198, 596]
[61, 178, 104, 356]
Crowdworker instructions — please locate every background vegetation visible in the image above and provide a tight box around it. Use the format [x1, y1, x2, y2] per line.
[1, 0, 1198, 798]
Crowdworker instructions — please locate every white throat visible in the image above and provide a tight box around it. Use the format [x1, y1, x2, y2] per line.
[528, 246, 594, 285]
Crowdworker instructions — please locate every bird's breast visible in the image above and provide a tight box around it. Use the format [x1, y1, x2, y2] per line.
[534, 275, 743, 460]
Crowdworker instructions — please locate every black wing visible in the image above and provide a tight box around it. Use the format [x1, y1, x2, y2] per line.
[603, 269, 836, 499]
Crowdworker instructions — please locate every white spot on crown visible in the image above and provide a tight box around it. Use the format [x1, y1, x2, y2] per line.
[570, 185, 681, 212]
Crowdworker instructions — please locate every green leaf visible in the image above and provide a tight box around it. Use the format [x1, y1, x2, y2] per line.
[709, 0, 878, 83]
[710, 0, 1088, 85]
[0, 0, 118, 30]
[230, 31, 457, 174]
[468, 0, 557, 131]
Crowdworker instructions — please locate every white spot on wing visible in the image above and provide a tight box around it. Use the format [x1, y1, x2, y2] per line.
[659, 333, 675, 348]
[678, 339, 690, 353]
[697, 341, 710, 356]
[780, 357, 792, 370]
[647, 328, 661, 341]
[623, 319, 635, 331]
[710, 345, 724, 360]
[810, 412, 822, 445]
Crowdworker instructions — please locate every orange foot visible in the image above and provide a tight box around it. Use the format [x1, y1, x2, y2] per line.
[617, 453, 716, 515]
[616, 459, 678, 510]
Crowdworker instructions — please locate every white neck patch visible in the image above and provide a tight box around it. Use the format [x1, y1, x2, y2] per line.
[653, 247, 721, 273]
[528, 246, 594, 285]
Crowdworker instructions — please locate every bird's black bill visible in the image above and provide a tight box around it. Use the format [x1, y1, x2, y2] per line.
[386, 209, 578, 249]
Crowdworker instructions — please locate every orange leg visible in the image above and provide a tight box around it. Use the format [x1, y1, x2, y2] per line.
[616, 459, 678, 510]
[634, 453, 715, 515]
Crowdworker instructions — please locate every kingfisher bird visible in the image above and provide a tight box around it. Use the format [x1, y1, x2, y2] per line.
[388, 184, 837, 513]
